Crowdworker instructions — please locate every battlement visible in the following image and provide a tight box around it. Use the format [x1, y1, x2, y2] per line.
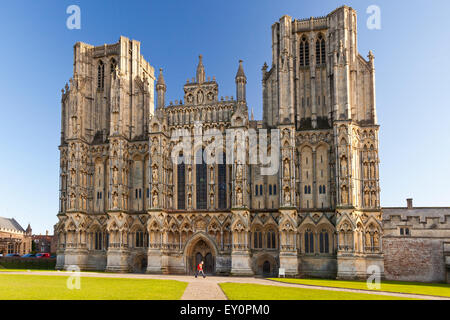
[383, 200, 450, 230]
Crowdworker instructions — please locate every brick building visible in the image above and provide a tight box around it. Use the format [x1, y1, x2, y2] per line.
[32, 231, 57, 254]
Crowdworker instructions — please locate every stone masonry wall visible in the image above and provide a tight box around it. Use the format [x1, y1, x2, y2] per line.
[384, 237, 445, 282]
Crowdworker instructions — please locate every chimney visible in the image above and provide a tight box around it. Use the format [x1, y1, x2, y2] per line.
[407, 198, 413, 209]
[46, 230, 48, 236]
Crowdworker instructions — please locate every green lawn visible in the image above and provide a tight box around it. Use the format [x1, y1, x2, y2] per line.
[269, 278, 450, 298]
[0, 268, 104, 273]
[0, 269, 57, 272]
[0, 274, 187, 300]
[219, 283, 415, 300]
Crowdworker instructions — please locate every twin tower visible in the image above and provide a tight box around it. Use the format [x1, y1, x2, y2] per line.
[56, 6, 383, 279]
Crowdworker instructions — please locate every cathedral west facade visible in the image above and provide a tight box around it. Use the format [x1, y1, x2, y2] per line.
[55, 6, 384, 279]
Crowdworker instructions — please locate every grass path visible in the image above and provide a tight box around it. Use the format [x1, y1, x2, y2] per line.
[269, 278, 450, 298]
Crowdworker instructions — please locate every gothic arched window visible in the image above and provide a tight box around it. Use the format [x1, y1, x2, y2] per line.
[319, 229, 330, 253]
[135, 231, 144, 248]
[267, 230, 277, 249]
[273, 184, 277, 195]
[304, 229, 314, 253]
[97, 60, 105, 89]
[196, 148, 207, 209]
[253, 229, 263, 249]
[177, 153, 185, 210]
[218, 152, 227, 209]
[269, 185, 272, 195]
[110, 58, 117, 73]
[299, 36, 310, 67]
[94, 231, 103, 250]
[316, 34, 326, 65]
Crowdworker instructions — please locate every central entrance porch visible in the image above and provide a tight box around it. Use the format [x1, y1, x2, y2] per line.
[184, 234, 216, 275]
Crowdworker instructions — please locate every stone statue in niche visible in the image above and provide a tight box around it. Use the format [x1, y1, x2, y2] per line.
[284, 189, 291, 205]
[364, 192, 370, 207]
[373, 232, 379, 248]
[364, 162, 368, 178]
[188, 167, 192, 184]
[236, 162, 243, 180]
[236, 189, 243, 207]
[187, 94, 193, 103]
[365, 232, 371, 248]
[152, 192, 158, 208]
[340, 157, 347, 177]
[284, 159, 290, 178]
[210, 193, 214, 207]
[112, 193, 118, 208]
[113, 167, 118, 185]
[152, 166, 158, 182]
[341, 187, 348, 205]
[371, 192, 377, 207]
[188, 193, 192, 208]
[207, 92, 213, 101]
[370, 163, 375, 178]
[197, 90, 204, 104]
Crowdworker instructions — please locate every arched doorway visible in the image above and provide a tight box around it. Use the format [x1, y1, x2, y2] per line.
[131, 254, 147, 273]
[186, 238, 216, 275]
[262, 260, 271, 276]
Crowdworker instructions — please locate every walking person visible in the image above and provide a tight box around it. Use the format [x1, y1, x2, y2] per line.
[195, 261, 206, 278]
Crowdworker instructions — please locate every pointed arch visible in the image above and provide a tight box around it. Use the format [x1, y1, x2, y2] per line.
[316, 33, 326, 65]
[97, 60, 105, 89]
[299, 35, 310, 67]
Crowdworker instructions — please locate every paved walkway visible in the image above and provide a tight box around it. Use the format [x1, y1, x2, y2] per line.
[1, 271, 449, 300]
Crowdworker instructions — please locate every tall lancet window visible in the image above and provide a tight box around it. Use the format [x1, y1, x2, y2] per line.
[316, 34, 326, 65]
[196, 148, 207, 209]
[177, 153, 186, 210]
[110, 58, 117, 73]
[218, 152, 227, 209]
[97, 60, 105, 89]
[299, 36, 310, 67]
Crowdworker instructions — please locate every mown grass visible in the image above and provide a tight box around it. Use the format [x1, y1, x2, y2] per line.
[269, 278, 450, 298]
[0, 274, 187, 300]
[219, 283, 415, 300]
[0, 268, 104, 273]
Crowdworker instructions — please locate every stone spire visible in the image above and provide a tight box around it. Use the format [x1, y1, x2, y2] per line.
[235, 60, 246, 79]
[251, 108, 254, 121]
[196, 55, 205, 84]
[156, 68, 166, 109]
[235, 60, 247, 102]
[156, 68, 166, 87]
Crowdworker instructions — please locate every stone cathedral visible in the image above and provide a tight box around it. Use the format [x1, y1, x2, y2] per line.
[55, 6, 384, 279]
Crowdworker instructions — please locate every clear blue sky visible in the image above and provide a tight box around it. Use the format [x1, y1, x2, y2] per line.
[0, 0, 449, 234]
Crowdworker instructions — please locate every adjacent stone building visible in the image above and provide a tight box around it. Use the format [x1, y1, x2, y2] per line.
[55, 6, 384, 278]
[383, 199, 450, 283]
[0, 217, 32, 255]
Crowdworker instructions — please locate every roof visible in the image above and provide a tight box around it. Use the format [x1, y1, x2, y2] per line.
[0, 217, 25, 233]
[382, 207, 450, 223]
